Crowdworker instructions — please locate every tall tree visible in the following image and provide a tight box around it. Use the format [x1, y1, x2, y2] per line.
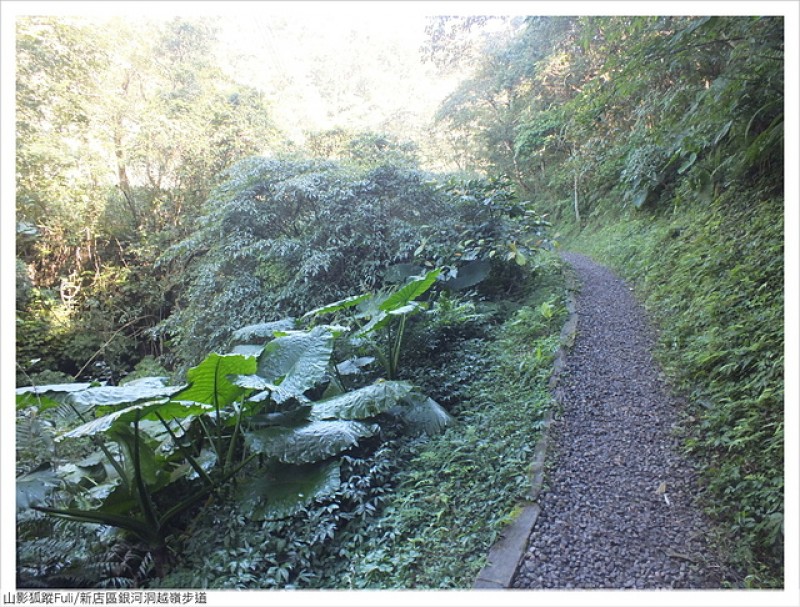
[16, 16, 283, 381]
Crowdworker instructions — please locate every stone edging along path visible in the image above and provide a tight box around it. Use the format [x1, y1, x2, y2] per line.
[474, 251, 732, 590]
[473, 254, 580, 589]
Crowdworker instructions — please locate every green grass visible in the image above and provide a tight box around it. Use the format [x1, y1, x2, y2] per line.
[563, 189, 784, 587]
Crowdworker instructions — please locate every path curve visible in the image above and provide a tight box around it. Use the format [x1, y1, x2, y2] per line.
[512, 252, 733, 589]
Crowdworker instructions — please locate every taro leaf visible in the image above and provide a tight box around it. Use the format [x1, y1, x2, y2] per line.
[16, 383, 93, 411]
[84, 480, 138, 515]
[379, 268, 440, 312]
[230, 374, 280, 392]
[230, 344, 265, 357]
[300, 293, 370, 319]
[58, 401, 212, 441]
[16, 463, 60, 510]
[244, 420, 378, 464]
[256, 326, 333, 404]
[237, 461, 341, 521]
[440, 259, 491, 290]
[59, 450, 113, 488]
[16, 383, 93, 395]
[335, 356, 375, 376]
[232, 319, 296, 344]
[66, 377, 184, 410]
[388, 302, 422, 316]
[172, 353, 256, 408]
[353, 310, 391, 337]
[104, 424, 168, 490]
[84, 476, 130, 514]
[398, 393, 455, 436]
[310, 380, 414, 421]
[120, 376, 171, 389]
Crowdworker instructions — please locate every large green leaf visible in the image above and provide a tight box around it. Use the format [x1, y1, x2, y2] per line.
[378, 268, 440, 312]
[230, 344, 265, 357]
[16, 383, 93, 411]
[244, 420, 378, 464]
[58, 401, 212, 441]
[256, 326, 333, 403]
[248, 405, 312, 428]
[66, 377, 185, 410]
[237, 461, 341, 520]
[229, 374, 280, 392]
[335, 356, 375, 376]
[310, 380, 414, 421]
[398, 393, 455, 436]
[300, 293, 370, 319]
[172, 353, 256, 408]
[440, 259, 492, 290]
[16, 383, 93, 395]
[105, 424, 170, 492]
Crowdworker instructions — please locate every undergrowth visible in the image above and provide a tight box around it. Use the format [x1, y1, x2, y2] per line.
[341, 255, 567, 588]
[150, 253, 568, 589]
[565, 187, 784, 587]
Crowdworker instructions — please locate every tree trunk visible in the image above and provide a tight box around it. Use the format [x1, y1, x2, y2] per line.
[573, 172, 581, 225]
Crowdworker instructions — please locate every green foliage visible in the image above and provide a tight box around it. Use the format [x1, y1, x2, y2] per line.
[15, 377, 240, 570]
[439, 16, 783, 224]
[157, 159, 457, 371]
[305, 128, 420, 169]
[438, 15, 783, 584]
[17, 308, 457, 583]
[15, 16, 282, 384]
[121, 357, 170, 384]
[341, 260, 567, 588]
[416, 176, 552, 291]
[152, 445, 399, 589]
[149, 253, 567, 589]
[305, 268, 443, 380]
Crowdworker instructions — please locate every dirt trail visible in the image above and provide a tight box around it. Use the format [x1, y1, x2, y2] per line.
[512, 252, 734, 589]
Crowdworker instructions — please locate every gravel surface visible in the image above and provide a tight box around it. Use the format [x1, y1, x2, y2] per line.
[512, 252, 734, 589]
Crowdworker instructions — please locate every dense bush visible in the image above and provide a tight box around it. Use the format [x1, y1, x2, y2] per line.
[155, 159, 550, 375]
[155, 159, 447, 371]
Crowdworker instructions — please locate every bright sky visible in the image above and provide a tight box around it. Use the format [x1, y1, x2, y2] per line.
[214, 11, 459, 141]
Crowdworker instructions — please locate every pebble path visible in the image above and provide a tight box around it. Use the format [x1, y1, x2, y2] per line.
[511, 252, 734, 589]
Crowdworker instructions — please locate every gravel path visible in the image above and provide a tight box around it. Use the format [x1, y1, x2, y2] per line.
[512, 252, 734, 589]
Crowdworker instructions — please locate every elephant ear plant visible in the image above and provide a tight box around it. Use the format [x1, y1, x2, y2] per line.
[16, 369, 256, 574]
[302, 267, 441, 380]
[17, 310, 453, 578]
[228, 320, 453, 520]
